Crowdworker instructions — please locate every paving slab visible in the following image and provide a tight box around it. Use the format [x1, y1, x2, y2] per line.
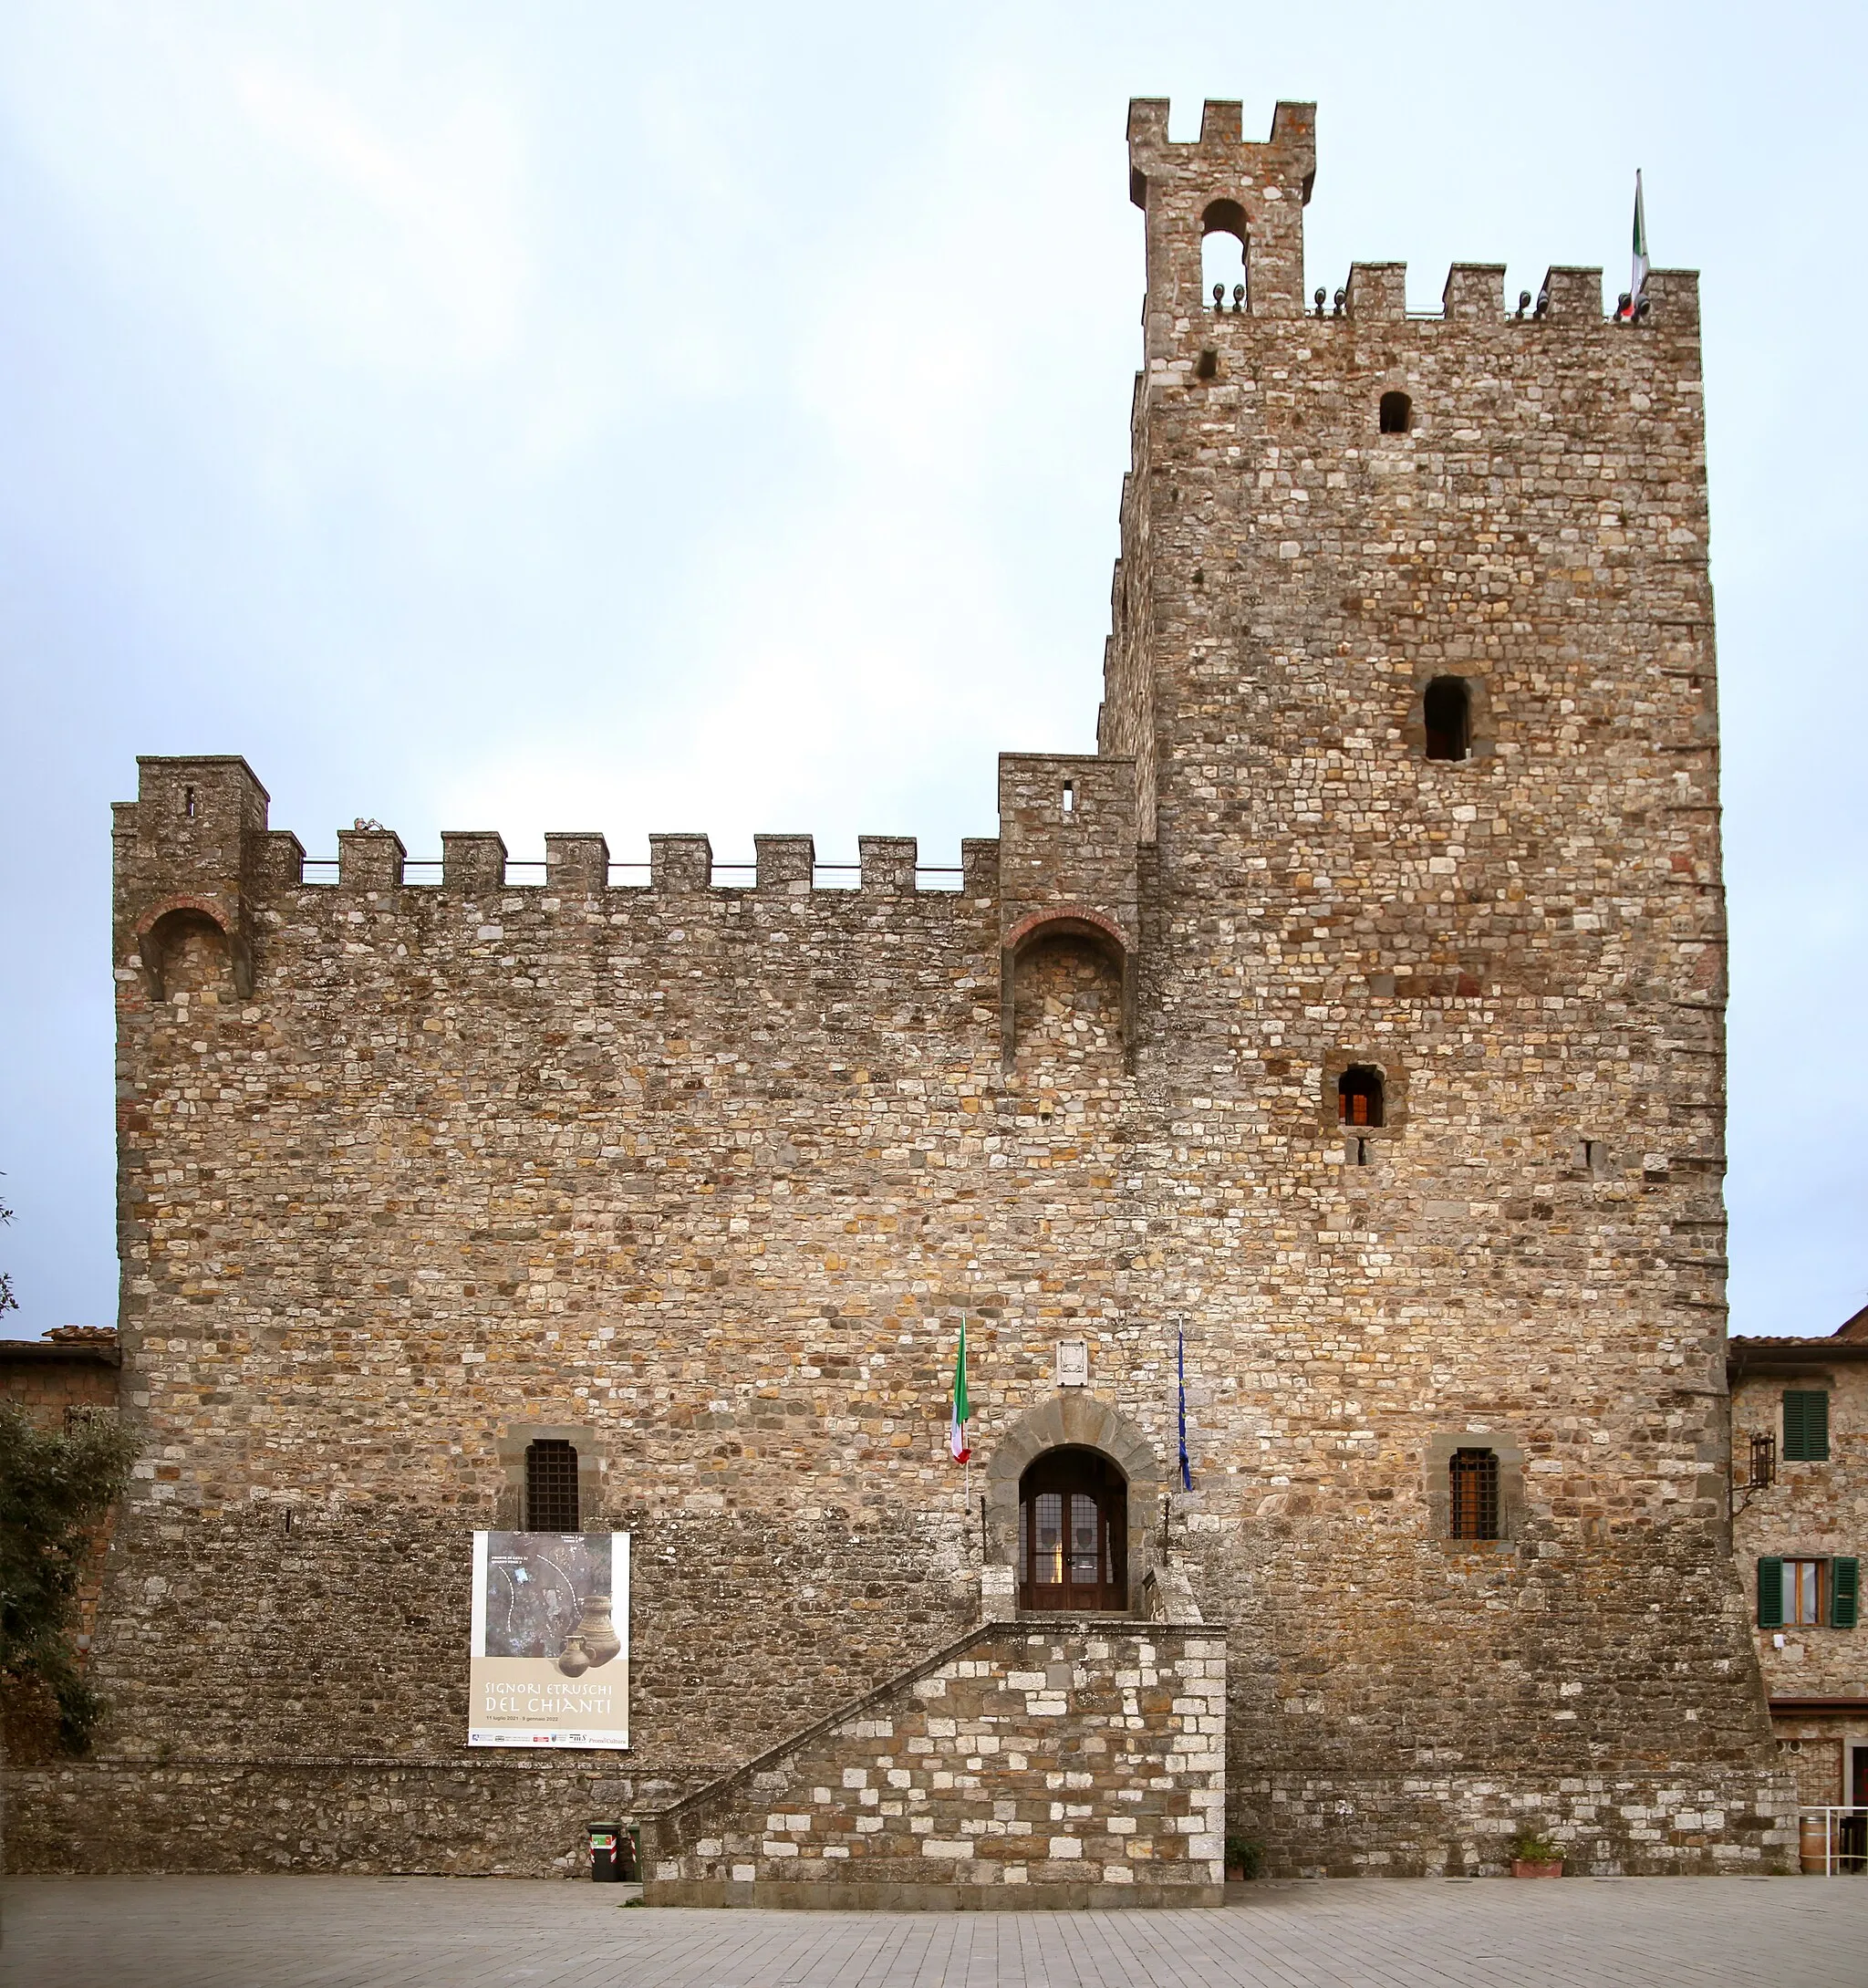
[5, 1874, 1866, 1988]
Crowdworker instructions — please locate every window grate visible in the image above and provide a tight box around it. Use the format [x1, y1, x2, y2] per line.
[1338, 1066, 1385, 1128]
[525, 1440, 580, 1532]
[1449, 1448, 1500, 1540]
[1749, 1432, 1778, 1488]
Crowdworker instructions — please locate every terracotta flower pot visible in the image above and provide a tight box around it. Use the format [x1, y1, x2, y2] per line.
[1510, 1858, 1562, 1878]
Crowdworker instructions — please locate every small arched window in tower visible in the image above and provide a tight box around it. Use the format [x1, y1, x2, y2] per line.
[524, 1439, 580, 1532]
[1200, 199, 1249, 312]
[1448, 1448, 1500, 1540]
[1338, 1065, 1385, 1129]
[1423, 676, 1471, 762]
[1379, 390, 1412, 434]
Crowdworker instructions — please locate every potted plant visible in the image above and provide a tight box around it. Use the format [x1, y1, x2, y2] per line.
[1224, 1834, 1263, 1882]
[1507, 1827, 1563, 1878]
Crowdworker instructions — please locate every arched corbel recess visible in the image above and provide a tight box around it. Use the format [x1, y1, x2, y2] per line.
[133, 898, 254, 1002]
[981, 1391, 1165, 1614]
[1000, 904, 1135, 1074]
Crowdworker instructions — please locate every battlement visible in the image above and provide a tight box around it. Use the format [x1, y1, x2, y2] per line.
[1131, 96, 1698, 359]
[111, 753, 1156, 1021]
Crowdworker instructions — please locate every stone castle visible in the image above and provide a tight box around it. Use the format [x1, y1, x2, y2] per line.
[17, 99, 1796, 1889]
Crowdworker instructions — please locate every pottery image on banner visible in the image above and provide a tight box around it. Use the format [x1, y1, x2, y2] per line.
[576, 1593, 622, 1667]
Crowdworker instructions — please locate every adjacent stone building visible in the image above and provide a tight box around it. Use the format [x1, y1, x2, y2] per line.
[1730, 1308, 1868, 1843]
[12, 99, 1797, 1887]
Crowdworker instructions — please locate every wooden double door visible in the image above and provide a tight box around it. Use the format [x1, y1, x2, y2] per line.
[1019, 1447, 1127, 1611]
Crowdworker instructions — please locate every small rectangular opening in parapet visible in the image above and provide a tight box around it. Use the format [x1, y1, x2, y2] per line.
[302, 859, 340, 887]
[503, 860, 548, 887]
[402, 859, 442, 888]
[711, 861, 756, 890]
[813, 863, 861, 891]
[915, 867, 964, 893]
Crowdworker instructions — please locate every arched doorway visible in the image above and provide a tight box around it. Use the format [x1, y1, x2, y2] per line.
[1019, 1448, 1127, 1611]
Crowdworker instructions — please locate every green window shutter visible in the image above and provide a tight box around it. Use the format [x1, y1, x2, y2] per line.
[1758, 1556, 1784, 1629]
[1784, 1390, 1832, 1462]
[1832, 1557, 1859, 1629]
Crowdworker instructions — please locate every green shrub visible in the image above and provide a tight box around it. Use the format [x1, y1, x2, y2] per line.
[1224, 1834, 1264, 1879]
[0, 1401, 137, 1754]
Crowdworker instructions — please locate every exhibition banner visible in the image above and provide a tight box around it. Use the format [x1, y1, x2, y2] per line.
[468, 1531, 630, 1749]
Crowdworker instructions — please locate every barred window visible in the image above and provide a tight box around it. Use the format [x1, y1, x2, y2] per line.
[1448, 1448, 1500, 1541]
[1338, 1066, 1385, 1129]
[1748, 1431, 1777, 1489]
[524, 1440, 580, 1532]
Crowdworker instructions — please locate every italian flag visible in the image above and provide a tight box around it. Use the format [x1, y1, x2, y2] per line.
[949, 1323, 970, 1462]
[1627, 171, 1648, 311]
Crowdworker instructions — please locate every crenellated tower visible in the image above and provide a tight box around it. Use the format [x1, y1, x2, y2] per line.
[1103, 99, 1764, 1870]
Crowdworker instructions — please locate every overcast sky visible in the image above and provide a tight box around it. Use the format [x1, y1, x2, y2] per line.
[3, 1, 1863, 1341]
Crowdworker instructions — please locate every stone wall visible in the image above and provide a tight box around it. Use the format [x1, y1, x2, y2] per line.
[646, 1620, 1226, 1908]
[9, 1758, 640, 1876]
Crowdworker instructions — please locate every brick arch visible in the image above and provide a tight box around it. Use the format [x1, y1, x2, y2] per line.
[1001, 903, 1132, 962]
[133, 898, 254, 1002]
[999, 906, 1136, 1074]
[981, 1392, 1164, 1613]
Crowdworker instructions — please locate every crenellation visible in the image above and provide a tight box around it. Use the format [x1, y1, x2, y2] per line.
[441, 830, 508, 895]
[649, 832, 712, 893]
[337, 823, 405, 892]
[1442, 264, 1506, 320]
[858, 836, 918, 894]
[1538, 265, 1607, 317]
[754, 834, 815, 893]
[545, 832, 609, 895]
[1344, 261, 1406, 320]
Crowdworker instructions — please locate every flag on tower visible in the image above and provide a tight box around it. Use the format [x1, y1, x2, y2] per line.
[949, 1322, 970, 1463]
[1622, 171, 1649, 317]
[1177, 1325, 1193, 1491]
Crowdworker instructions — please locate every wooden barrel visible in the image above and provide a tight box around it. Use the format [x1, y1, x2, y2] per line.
[1801, 1814, 1830, 1874]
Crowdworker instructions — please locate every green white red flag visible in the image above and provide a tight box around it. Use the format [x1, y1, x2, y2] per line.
[949, 1323, 970, 1462]
[1629, 171, 1648, 308]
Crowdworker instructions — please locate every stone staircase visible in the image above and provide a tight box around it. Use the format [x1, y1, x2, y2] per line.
[643, 1618, 1226, 1909]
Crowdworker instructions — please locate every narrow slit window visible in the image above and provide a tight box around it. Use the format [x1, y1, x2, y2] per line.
[1337, 1065, 1385, 1128]
[1423, 676, 1471, 762]
[1063, 780, 1075, 816]
[1379, 390, 1412, 434]
[1449, 1448, 1500, 1540]
[524, 1439, 580, 1531]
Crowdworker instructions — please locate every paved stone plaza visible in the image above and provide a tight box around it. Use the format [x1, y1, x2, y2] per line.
[5, 1876, 1866, 1988]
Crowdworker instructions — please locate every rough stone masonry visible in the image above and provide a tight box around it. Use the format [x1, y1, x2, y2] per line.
[11, 99, 1794, 1887]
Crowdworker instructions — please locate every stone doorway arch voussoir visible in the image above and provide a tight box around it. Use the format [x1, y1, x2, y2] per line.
[982, 1393, 1164, 1615]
